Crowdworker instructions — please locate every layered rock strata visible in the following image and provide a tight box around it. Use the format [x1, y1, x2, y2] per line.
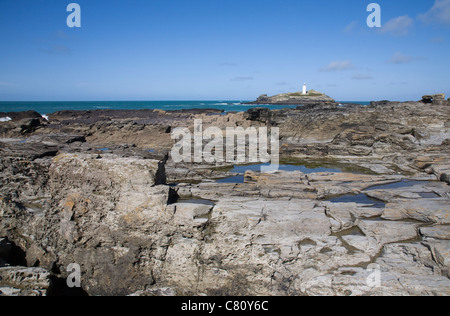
[0, 100, 449, 295]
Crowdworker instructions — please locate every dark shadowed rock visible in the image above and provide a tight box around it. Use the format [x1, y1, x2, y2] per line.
[421, 94, 448, 105]
[0, 111, 42, 121]
[370, 100, 391, 106]
[0, 238, 11, 267]
[0, 141, 58, 160]
[422, 96, 433, 104]
[244, 108, 271, 123]
[295, 102, 338, 110]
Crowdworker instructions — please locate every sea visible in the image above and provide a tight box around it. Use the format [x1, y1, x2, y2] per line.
[0, 100, 370, 116]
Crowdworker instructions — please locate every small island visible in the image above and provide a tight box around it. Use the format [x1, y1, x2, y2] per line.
[246, 84, 336, 106]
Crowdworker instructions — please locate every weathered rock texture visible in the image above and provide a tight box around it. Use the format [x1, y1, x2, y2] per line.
[247, 89, 336, 106]
[421, 93, 450, 106]
[1, 152, 172, 295]
[0, 266, 51, 296]
[1, 100, 449, 296]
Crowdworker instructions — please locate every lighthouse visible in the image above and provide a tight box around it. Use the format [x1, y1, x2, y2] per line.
[302, 83, 307, 95]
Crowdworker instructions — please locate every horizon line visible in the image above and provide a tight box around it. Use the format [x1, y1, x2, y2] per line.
[0, 99, 389, 103]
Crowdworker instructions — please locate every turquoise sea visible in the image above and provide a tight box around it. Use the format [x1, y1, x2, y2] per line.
[0, 101, 370, 115]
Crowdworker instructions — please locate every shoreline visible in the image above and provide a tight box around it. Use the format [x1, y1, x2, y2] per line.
[0, 100, 372, 116]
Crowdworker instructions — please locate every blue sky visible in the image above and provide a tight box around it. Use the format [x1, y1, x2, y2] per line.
[0, 0, 449, 101]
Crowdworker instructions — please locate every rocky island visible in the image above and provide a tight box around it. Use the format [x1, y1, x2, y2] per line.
[0, 94, 449, 296]
[246, 88, 337, 107]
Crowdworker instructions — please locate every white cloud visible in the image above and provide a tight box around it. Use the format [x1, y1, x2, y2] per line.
[343, 21, 359, 33]
[389, 82, 409, 86]
[319, 60, 356, 72]
[351, 74, 373, 80]
[230, 76, 254, 82]
[0, 81, 15, 87]
[41, 45, 71, 55]
[388, 52, 426, 64]
[56, 30, 68, 39]
[419, 0, 450, 25]
[430, 37, 445, 43]
[219, 62, 238, 67]
[381, 15, 414, 36]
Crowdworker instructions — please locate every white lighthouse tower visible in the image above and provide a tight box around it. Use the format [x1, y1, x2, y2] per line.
[302, 83, 307, 95]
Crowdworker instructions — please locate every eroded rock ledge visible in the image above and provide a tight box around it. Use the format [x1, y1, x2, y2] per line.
[0, 100, 449, 296]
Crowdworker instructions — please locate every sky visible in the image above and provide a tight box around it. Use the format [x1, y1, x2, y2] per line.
[0, 0, 449, 101]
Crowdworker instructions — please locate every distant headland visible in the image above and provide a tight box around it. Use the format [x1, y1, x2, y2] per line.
[246, 84, 336, 106]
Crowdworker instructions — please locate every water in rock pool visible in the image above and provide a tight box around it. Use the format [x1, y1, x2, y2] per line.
[365, 179, 431, 191]
[216, 162, 342, 183]
[328, 193, 386, 208]
[176, 198, 216, 206]
[327, 179, 440, 208]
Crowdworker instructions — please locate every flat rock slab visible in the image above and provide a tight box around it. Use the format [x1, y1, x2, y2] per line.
[173, 203, 213, 226]
[212, 198, 332, 240]
[382, 200, 450, 224]
[356, 220, 420, 246]
[422, 239, 450, 274]
[420, 226, 450, 240]
[323, 202, 384, 232]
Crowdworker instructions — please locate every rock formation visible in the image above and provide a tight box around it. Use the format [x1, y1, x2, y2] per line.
[421, 93, 449, 106]
[1, 100, 449, 296]
[246, 89, 337, 106]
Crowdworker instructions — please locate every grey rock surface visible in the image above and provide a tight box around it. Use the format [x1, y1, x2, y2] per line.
[1, 101, 449, 295]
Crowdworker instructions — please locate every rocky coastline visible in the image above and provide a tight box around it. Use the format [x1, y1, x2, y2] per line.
[0, 96, 449, 296]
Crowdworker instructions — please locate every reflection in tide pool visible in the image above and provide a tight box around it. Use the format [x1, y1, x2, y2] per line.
[365, 179, 431, 191]
[216, 163, 342, 184]
[328, 193, 386, 208]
